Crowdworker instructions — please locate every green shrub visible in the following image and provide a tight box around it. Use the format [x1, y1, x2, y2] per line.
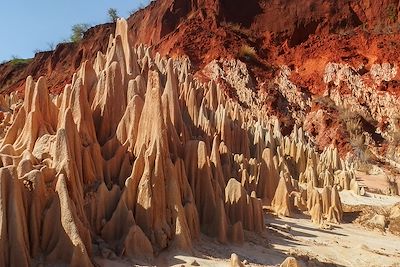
[108, 8, 118, 23]
[70, 24, 91, 43]
[9, 56, 32, 66]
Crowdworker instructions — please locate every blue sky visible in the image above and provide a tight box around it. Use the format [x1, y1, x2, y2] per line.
[0, 0, 150, 62]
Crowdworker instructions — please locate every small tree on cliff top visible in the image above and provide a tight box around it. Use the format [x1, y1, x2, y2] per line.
[70, 23, 91, 43]
[108, 8, 118, 23]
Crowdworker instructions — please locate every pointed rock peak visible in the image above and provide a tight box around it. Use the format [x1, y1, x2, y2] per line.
[162, 57, 183, 129]
[115, 18, 132, 74]
[23, 76, 35, 113]
[271, 176, 293, 217]
[280, 257, 300, 267]
[77, 60, 97, 95]
[273, 117, 282, 139]
[69, 76, 97, 145]
[135, 70, 168, 155]
[31, 77, 50, 113]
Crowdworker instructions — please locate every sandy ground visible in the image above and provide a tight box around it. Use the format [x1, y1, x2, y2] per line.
[356, 170, 400, 194]
[95, 192, 400, 267]
[96, 216, 400, 266]
[340, 190, 400, 207]
[356, 171, 389, 193]
[266, 215, 400, 267]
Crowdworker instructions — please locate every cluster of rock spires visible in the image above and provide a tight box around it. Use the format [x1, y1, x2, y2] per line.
[0, 19, 354, 266]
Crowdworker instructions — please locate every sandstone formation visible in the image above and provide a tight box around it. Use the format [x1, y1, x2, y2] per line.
[280, 256, 300, 267]
[230, 253, 245, 267]
[0, 18, 351, 266]
[263, 125, 348, 226]
[1, 0, 400, 266]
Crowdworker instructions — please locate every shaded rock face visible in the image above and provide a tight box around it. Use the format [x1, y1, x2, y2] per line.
[0, 18, 351, 266]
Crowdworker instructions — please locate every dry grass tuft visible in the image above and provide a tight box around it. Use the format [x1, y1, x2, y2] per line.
[238, 45, 257, 60]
